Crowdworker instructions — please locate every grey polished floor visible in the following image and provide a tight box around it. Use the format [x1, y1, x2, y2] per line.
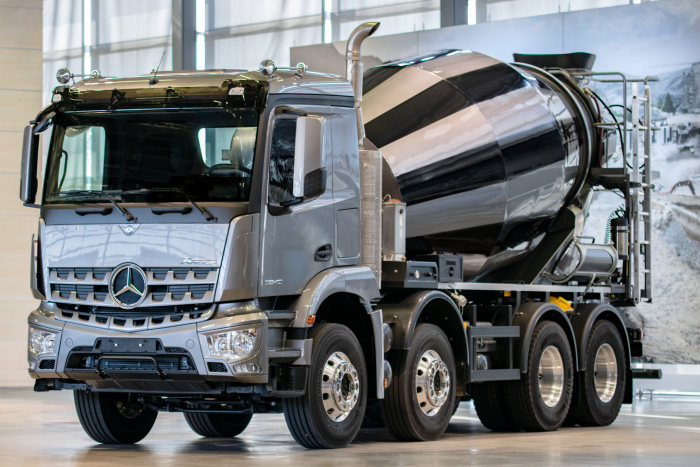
[2, 387, 699, 466]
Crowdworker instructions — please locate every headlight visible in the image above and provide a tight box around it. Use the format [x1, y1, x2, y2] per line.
[28, 326, 58, 360]
[205, 327, 259, 362]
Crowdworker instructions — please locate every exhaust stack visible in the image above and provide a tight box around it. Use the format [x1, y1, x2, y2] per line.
[345, 21, 379, 148]
[345, 22, 383, 284]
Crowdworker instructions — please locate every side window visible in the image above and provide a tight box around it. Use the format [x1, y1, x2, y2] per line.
[268, 118, 297, 205]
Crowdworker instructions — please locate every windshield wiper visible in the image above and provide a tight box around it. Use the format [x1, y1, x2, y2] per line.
[122, 188, 217, 222]
[52, 190, 136, 222]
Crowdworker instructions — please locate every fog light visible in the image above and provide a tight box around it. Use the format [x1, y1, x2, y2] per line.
[232, 363, 262, 374]
[205, 327, 258, 362]
[28, 327, 57, 360]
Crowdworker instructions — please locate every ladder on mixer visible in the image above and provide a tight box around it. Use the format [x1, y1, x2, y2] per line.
[569, 70, 655, 305]
[630, 82, 653, 303]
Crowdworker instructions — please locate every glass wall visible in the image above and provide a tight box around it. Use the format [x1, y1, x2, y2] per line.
[43, 0, 82, 105]
[334, 1, 440, 40]
[42, 0, 171, 104]
[204, 0, 321, 69]
[43, 0, 657, 103]
[477, 0, 644, 23]
[92, 0, 172, 78]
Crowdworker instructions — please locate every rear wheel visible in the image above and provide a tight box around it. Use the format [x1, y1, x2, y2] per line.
[382, 324, 456, 441]
[74, 390, 157, 444]
[567, 320, 627, 426]
[184, 412, 252, 437]
[507, 321, 573, 431]
[283, 323, 367, 449]
[470, 382, 515, 431]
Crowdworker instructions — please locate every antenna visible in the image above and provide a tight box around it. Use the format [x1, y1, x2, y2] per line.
[149, 48, 167, 85]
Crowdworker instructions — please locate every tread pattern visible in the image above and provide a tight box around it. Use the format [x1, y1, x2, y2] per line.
[567, 320, 626, 426]
[382, 349, 414, 440]
[283, 323, 366, 449]
[382, 324, 456, 441]
[283, 392, 323, 448]
[470, 382, 515, 431]
[74, 390, 157, 444]
[506, 321, 573, 431]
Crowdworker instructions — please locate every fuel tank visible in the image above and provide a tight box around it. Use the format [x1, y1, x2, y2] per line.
[362, 50, 596, 278]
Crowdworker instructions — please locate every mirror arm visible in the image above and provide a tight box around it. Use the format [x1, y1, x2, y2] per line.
[31, 104, 58, 131]
[268, 204, 291, 216]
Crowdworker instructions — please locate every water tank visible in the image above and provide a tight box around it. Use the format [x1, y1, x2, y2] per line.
[362, 50, 597, 278]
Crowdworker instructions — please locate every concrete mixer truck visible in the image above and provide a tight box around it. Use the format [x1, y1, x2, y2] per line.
[20, 22, 657, 448]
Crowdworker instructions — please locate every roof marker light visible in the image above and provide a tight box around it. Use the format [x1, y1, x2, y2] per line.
[259, 59, 277, 77]
[56, 68, 72, 84]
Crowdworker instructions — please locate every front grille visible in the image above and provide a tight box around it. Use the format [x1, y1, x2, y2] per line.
[57, 303, 215, 330]
[48, 266, 218, 308]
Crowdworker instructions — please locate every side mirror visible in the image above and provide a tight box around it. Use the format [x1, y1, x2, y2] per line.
[20, 125, 39, 204]
[292, 116, 326, 199]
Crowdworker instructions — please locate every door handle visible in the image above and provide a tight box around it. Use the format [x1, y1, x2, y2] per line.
[315, 244, 333, 262]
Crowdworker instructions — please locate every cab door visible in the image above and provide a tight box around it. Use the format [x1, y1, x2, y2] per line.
[258, 107, 335, 297]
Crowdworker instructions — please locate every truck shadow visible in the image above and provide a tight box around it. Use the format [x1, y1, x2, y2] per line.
[177, 437, 253, 453]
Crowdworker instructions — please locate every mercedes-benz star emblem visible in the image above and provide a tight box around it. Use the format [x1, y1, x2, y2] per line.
[109, 263, 148, 308]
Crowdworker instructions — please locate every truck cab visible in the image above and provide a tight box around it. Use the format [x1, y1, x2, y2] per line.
[24, 62, 384, 447]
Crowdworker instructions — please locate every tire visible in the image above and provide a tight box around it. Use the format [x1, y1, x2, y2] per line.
[382, 324, 456, 441]
[507, 321, 574, 431]
[470, 382, 515, 431]
[283, 323, 367, 449]
[74, 390, 157, 444]
[184, 412, 252, 437]
[567, 320, 627, 426]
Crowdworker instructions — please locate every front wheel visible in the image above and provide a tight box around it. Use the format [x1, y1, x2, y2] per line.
[567, 320, 627, 426]
[74, 390, 157, 444]
[184, 412, 252, 437]
[283, 323, 367, 449]
[382, 324, 456, 441]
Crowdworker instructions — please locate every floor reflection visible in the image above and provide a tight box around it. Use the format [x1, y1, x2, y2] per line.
[3, 388, 700, 466]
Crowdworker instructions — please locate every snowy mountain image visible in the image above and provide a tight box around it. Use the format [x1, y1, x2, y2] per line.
[585, 63, 700, 363]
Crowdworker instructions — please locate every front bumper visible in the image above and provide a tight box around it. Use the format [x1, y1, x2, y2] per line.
[28, 302, 270, 393]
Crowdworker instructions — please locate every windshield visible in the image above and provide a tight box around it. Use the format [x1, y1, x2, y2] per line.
[44, 109, 258, 204]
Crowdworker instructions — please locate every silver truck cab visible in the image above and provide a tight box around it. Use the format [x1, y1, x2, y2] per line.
[24, 61, 383, 446]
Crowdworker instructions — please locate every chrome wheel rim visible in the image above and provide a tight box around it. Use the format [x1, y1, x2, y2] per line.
[321, 351, 360, 422]
[538, 345, 565, 408]
[594, 343, 618, 403]
[415, 350, 450, 416]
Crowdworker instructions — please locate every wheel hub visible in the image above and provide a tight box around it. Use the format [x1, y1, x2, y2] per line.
[415, 350, 450, 416]
[538, 345, 565, 408]
[321, 351, 360, 422]
[594, 343, 618, 403]
[115, 399, 143, 419]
